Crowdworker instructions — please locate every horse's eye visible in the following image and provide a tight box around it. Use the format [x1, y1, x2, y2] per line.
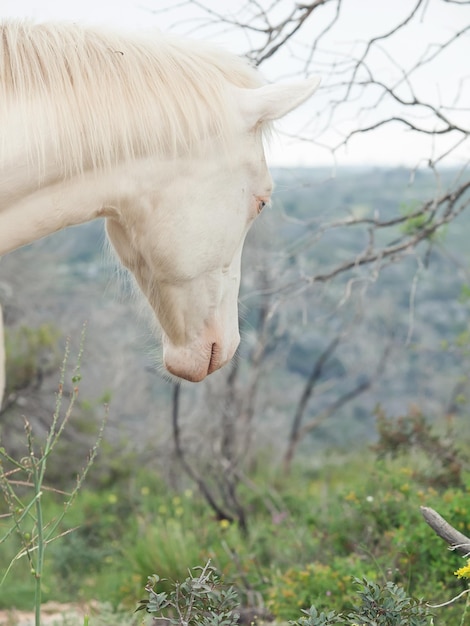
[258, 200, 267, 214]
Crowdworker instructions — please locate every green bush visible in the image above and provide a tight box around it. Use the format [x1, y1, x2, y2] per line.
[138, 564, 436, 626]
[290, 578, 433, 625]
[137, 561, 240, 626]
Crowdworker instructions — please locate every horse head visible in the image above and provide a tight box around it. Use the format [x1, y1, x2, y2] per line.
[106, 78, 320, 382]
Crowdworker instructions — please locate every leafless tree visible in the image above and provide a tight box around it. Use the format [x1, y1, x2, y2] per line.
[145, 0, 469, 292]
[148, 0, 470, 495]
[169, 262, 283, 533]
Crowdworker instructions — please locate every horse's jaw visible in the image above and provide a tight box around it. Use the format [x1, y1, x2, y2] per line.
[161, 330, 240, 382]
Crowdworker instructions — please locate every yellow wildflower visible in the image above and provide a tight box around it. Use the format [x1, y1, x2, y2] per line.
[344, 491, 358, 503]
[455, 560, 470, 579]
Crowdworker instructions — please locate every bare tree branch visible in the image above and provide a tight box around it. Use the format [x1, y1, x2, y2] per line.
[171, 383, 237, 525]
[283, 333, 393, 471]
[283, 334, 341, 471]
[344, 0, 427, 101]
[249, 1, 328, 65]
[265, 180, 470, 299]
[421, 506, 470, 556]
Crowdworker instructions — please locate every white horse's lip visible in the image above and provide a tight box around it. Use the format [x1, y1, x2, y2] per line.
[166, 363, 209, 383]
[164, 355, 212, 382]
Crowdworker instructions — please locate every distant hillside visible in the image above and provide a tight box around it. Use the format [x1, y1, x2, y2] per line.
[1, 167, 469, 457]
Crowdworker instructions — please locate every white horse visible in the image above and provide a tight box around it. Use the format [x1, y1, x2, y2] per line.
[0, 21, 319, 404]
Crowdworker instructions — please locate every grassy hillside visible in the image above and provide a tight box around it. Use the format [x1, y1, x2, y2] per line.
[0, 408, 468, 624]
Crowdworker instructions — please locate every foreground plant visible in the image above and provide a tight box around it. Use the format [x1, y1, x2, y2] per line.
[290, 578, 432, 626]
[0, 334, 106, 626]
[138, 563, 434, 626]
[136, 560, 240, 626]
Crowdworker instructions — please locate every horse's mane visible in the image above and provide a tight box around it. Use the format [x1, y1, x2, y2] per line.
[0, 21, 264, 176]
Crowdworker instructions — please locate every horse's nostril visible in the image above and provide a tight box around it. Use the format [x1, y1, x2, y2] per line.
[208, 343, 218, 374]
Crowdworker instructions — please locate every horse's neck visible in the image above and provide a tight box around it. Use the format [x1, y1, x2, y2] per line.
[0, 305, 4, 410]
[0, 169, 122, 256]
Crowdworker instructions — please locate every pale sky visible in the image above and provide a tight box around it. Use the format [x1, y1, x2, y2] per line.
[3, 0, 469, 168]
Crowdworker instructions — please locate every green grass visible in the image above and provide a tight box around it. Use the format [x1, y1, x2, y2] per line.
[0, 419, 469, 623]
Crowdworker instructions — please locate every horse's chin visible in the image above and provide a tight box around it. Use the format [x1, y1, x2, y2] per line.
[162, 333, 240, 382]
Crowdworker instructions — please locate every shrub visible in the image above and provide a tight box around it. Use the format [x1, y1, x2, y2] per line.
[137, 561, 240, 626]
[267, 558, 377, 620]
[289, 578, 432, 625]
[138, 564, 434, 626]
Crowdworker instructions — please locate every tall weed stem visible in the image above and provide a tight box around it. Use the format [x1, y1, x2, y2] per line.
[0, 329, 106, 626]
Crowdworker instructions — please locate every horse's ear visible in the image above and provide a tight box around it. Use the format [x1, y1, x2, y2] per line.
[236, 76, 321, 128]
